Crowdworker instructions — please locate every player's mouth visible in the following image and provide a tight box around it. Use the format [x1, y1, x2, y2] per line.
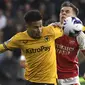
[62, 16, 66, 19]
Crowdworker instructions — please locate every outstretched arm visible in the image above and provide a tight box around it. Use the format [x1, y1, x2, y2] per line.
[0, 44, 8, 53]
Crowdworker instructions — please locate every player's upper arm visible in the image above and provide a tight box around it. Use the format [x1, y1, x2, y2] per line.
[4, 33, 21, 50]
[49, 25, 63, 39]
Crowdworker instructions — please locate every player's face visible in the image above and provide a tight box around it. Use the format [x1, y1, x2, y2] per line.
[27, 20, 43, 39]
[59, 7, 76, 24]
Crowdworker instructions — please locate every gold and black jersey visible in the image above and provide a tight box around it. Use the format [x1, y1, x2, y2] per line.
[0, 25, 63, 84]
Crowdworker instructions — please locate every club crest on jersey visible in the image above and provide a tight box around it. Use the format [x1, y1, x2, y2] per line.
[44, 36, 49, 42]
[69, 40, 76, 44]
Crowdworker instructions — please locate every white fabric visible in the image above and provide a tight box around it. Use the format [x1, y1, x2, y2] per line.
[63, 17, 83, 36]
[0, 15, 7, 29]
[58, 76, 80, 85]
[76, 31, 85, 49]
[76, 31, 85, 64]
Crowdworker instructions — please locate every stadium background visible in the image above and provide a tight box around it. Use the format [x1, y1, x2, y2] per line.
[0, 0, 85, 84]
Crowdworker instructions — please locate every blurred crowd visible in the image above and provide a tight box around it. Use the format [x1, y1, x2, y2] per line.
[0, 0, 85, 79]
[0, 0, 85, 40]
[0, 0, 85, 41]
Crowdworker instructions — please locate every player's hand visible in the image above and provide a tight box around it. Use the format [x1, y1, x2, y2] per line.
[20, 60, 26, 68]
[20, 55, 26, 68]
[49, 22, 63, 28]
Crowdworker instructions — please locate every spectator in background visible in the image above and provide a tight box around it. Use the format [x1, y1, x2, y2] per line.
[24, 3, 31, 13]
[83, 73, 85, 80]
[0, 30, 25, 85]
[0, 9, 7, 30]
[14, 8, 25, 26]
[0, 50, 13, 85]
[0, 50, 26, 85]
[3, 18, 15, 41]
[0, 0, 6, 10]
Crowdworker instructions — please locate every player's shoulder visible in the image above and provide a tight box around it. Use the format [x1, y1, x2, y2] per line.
[15, 31, 27, 36]
[43, 25, 60, 29]
[13, 31, 27, 39]
[82, 26, 85, 32]
[43, 25, 61, 33]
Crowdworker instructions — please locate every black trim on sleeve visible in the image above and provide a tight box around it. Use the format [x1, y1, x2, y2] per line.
[3, 43, 9, 50]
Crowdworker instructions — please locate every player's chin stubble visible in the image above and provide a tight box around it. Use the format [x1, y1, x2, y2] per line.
[31, 30, 41, 39]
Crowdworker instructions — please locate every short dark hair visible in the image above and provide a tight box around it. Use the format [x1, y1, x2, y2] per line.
[61, 1, 79, 16]
[24, 10, 42, 23]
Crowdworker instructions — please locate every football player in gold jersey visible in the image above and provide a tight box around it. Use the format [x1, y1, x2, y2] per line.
[0, 10, 63, 85]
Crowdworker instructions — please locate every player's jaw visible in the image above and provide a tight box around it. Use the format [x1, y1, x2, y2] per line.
[27, 20, 43, 39]
[60, 13, 76, 25]
[31, 27, 42, 39]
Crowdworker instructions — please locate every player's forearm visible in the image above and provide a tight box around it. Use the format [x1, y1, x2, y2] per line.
[78, 50, 85, 64]
[79, 49, 85, 58]
[77, 31, 85, 64]
[0, 44, 7, 53]
[76, 31, 85, 49]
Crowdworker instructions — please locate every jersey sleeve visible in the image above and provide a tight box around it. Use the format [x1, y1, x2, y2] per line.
[0, 44, 7, 53]
[76, 31, 85, 63]
[76, 31, 85, 49]
[48, 25, 63, 39]
[4, 33, 20, 50]
[82, 26, 85, 32]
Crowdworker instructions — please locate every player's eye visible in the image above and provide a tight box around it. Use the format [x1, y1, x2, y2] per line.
[66, 10, 70, 13]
